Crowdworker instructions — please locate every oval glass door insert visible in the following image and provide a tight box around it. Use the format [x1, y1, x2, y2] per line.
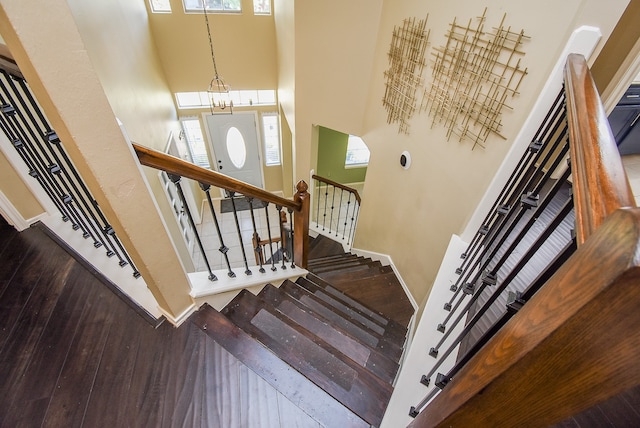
[226, 127, 247, 168]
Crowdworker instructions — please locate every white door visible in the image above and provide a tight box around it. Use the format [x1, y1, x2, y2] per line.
[205, 112, 264, 189]
[165, 132, 201, 224]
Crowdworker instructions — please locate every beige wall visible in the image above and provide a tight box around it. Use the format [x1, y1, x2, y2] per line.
[283, 0, 629, 306]
[0, 149, 43, 220]
[66, 0, 197, 271]
[148, 0, 277, 93]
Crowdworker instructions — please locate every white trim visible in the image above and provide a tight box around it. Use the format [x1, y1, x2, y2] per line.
[189, 265, 307, 298]
[0, 190, 47, 231]
[158, 302, 198, 327]
[460, 26, 603, 241]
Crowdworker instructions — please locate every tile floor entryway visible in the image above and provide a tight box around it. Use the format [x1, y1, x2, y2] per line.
[192, 202, 285, 273]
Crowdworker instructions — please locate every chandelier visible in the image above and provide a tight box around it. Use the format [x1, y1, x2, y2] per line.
[203, 1, 232, 113]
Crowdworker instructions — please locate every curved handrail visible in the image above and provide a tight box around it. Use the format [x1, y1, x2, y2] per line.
[133, 143, 300, 211]
[312, 174, 362, 204]
[564, 53, 636, 245]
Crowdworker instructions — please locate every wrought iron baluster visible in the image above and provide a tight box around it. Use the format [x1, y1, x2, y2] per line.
[348, 201, 360, 246]
[276, 205, 287, 270]
[169, 174, 216, 281]
[335, 189, 344, 237]
[247, 197, 265, 273]
[450, 122, 568, 296]
[315, 179, 321, 228]
[342, 193, 352, 240]
[2, 74, 109, 249]
[228, 192, 251, 276]
[431, 178, 573, 356]
[329, 185, 336, 235]
[287, 207, 295, 268]
[427, 198, 574, 378]
[322, 182, 329, 231]
[264, 203, 277, 272]
[201, 183, 235, 278]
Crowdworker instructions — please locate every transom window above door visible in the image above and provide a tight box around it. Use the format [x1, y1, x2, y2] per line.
[183, 0, 241, 13]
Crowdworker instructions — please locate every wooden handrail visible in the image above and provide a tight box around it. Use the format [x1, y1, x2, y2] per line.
[133, 143, 300, 211]
[312, 174, 362, 204]
[564, 53, 636, 245]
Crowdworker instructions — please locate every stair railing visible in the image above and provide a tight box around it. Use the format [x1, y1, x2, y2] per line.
[408, 54, 640, 427]
[133, 143, 310, 279]
[311, 174, 361, 248]
[0, 65, 141, 278]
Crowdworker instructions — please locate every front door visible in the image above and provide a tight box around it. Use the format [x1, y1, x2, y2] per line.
[204, 112, 264, 190]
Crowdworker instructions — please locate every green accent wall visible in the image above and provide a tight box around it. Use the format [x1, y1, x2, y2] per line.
[316, 126, 367, 184]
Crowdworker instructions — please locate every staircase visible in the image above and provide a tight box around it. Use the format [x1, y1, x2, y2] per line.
[192, 235, 413, 427]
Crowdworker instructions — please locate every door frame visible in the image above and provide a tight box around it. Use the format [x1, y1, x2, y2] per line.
[201, 110, 266, 197]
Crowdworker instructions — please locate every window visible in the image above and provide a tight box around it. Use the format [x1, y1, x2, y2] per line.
[149, 0, 171, 12]
[180, 118, 210, 168]
[175, 90, 277, 109]
[183, 0, 241, 13]
[253, 0, 271, 15]
[262, 114, 280, 166]
[345, 135, 370, 167]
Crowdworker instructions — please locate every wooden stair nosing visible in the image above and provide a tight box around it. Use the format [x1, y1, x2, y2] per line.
[259, 284, 400, 381]
[311, 261, 382, 277]
[307, 253, 359, 266]
[260, 283, 402, 362]
[296, 277, 407, 342]
[279, 280, 404, 360]
[307, 257, 371, 272]
[306, 272, 408, 332]
[221, 290, 392, 426]
[313, 264, 395, 285]
[191, 304, 369, 428]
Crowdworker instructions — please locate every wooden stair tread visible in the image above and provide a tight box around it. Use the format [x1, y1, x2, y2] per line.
[259, 284, 400, 382]
[315, 264, 394, 284]
[296, 276, 407, 340]
[192, 304, 369, 428]
[308, 235, 346, 260]
[280, 280, 403, 361]
[221, 290, 392, 426]
[327, 272, 415, 328]
[311, 262, 382, 279]
[282, 280, 405, 349]
[260, 283, 402, 362]
[305, 272, 408, 332]
[310, 260, 382, 275]
[307, 253, 360, 267]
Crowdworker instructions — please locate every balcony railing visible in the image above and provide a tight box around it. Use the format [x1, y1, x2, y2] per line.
[408, 54, 640, 427]
[133, 143, 311, 284]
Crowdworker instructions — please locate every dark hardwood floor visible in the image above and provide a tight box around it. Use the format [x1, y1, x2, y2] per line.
[0, 217, 325, 427]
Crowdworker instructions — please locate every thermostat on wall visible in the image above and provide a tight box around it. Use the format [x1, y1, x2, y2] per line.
[400, 151, 411, 169]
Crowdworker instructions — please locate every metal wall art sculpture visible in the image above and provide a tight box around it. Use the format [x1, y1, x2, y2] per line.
[382, 16, 430, 135]
[421, 9, 530, 149]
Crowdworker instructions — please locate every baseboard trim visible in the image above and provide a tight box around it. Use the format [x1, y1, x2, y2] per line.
[158, 302, 197, 327]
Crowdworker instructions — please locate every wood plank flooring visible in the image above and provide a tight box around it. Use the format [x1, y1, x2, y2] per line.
[0, 217, 325, 427]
